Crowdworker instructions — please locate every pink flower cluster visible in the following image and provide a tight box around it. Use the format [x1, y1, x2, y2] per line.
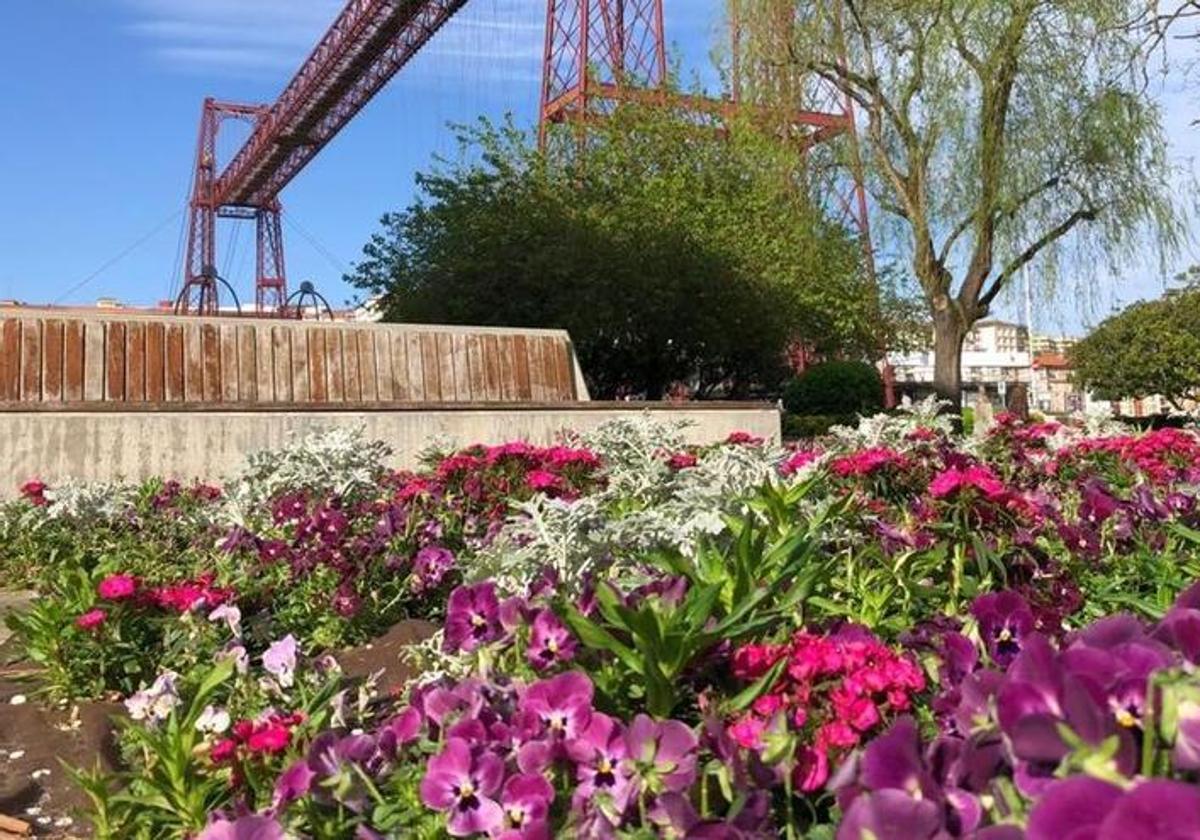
[148, 574, 235, 614]
[928, 464, 1006, 501]
[729, 627, 926, 791]
[830, 446, 910, 479]
[19, 479, 47, 507]
[211, 711, 307, 766]
[1056, 428, 1200, 485]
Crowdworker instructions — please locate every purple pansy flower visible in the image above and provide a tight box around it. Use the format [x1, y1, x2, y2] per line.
[493, 773, 554, 840]
[526, 609, 577, 671]
[519, 671, 594, 742]
[444, 583, 504, 653]
[413, 545, 455, 591]
[566, 712, 637, 815]
[196, 814, 286, 840]
[624, 714, 698, 795]
[420, 738, 505, 837]
[971, 591, 1035, 667]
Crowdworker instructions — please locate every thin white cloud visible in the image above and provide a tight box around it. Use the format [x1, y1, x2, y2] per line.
[120, 0, 547, 77]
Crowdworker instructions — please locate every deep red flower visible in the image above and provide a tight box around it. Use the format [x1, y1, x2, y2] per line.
[75, 608, 106, 631]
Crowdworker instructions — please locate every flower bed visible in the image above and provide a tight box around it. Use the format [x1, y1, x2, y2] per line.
[3, 408, 1200, 838]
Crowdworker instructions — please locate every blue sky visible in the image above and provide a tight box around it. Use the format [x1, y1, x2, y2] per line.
[0, 1, 1195, 335]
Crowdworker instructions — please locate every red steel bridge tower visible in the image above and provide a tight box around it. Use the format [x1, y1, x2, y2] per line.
[177, 0, 872, 325]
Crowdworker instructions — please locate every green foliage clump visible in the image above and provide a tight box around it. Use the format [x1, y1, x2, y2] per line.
[782, 361, 884, 417]
[1071, 285, 1200, 411]
[347, 110, 882, 399]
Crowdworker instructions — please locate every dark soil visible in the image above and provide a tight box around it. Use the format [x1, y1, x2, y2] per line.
[0, 617, 438, 838]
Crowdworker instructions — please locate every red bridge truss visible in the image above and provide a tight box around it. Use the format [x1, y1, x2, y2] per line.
[177, 0, 869, 317]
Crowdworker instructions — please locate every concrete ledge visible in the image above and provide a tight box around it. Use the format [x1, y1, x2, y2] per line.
[0, 404, 780, 492]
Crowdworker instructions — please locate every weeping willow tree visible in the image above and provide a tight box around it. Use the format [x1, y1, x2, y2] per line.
[730, 0, 1183, 406]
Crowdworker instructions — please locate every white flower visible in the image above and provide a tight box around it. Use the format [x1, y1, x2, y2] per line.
[195, 705, 231, 734]
[262, 635, 299, 688]
[124, 671, 181, 724]
[207, 604, 242, 638]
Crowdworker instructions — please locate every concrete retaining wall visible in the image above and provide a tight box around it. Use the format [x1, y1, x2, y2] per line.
[0, 403, 780, 492]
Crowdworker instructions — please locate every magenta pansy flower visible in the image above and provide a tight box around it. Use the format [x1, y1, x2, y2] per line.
[420, 738, 505, 836]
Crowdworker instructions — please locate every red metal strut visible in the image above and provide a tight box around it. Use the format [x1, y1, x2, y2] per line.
[179, 0, 470, 316]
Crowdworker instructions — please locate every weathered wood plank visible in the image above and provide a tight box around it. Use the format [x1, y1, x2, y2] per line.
[406, 332, 426, 400]
[466, 334, 487, 401]
[42, 319, 64, 402]
[269, 326, 291, 402]
[436, 333, 456, 400]
[357, 332, 378, 402]
[105, 322, 125, 401]
[497, 334, 517, 401]
[201, 323, 221, 402]
[389, 332, 409, 400]
[0, 319, 19, 401]
[290, 327, 309, 402]
[511, 334, 533, 400]
[375, 330, 395, 401]
[325, 330, 345, 402]
[218, 324, 239, 402]
[482, 333, 502, 401]
[126, 321, 146, 402]
[20, 319, 41, 401]
[183, 322, 204, 402]
[237, 325, 258, 403]
[343, 330, 361, 402]
[255, 325, 274, 402]
[168, 323, 187, 402]
[83, 321, 106, 402]
[450, 333, 470, 401]
[307, 328, 328, 403]
[145, 322, 165, 402]
[63, 320, 85, 402]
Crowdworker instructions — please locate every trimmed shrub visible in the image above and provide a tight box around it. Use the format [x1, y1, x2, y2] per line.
[783, 361, 884, 416]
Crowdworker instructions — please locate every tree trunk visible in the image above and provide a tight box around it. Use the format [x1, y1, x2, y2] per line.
[932, 310, 967, 410]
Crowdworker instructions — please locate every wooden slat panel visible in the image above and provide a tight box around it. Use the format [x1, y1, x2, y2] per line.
[290, 326, 310, 403]
[83, 321, 105, 402]
[389, 332, 410, 400]
[0, 319, 18, 401]
[307, 328, 328, 403]
[42, 319, 64, 402]
[342, 330, 361, 402]
[375, 331, 394, 401]
[63, 320, 84, 402]
[406, 332, 426, 400]
[165, 323, 185, 402]
[466, 334, 487, 401]
[357, 331, 378, 402]
[201, 324, 221, 402]
[255, 325, 274, 402]
[272, 326, 293, 402]
[146, 323, 166, 402]
[325, 330, 345, 402]
[219, 324, 239, 402]
[20, 319, 41, 401]
[529, 334, 550, 400]
[511, 334, 533, 400]
[450, 333, 470, 401]
[126, 322, 146, 402]
[105, 322, 125, 401]
[237, 325, 258, 402]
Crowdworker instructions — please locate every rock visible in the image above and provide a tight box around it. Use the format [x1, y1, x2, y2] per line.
[335, 619, 438, 697]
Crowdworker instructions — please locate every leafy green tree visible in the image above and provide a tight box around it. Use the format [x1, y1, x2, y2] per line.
[732, 0, 1182, 406]
[1071, 283, 1200, 411]
[347, 110, 884, 399]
